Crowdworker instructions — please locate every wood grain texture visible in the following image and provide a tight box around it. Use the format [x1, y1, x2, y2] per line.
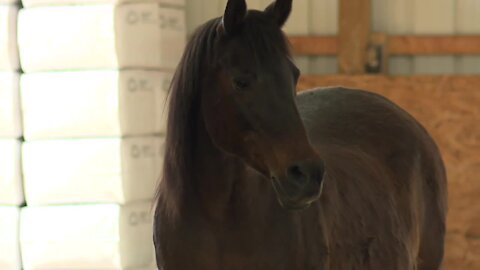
[338, 0, 371, 74]
[389, 35, 480, 55]
[289, 35, 480, 56]
[289, 36, 338, 56]
[298, 75, 480, 270]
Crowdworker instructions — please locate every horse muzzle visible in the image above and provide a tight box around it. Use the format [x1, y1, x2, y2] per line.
[271, 159, 325, 210]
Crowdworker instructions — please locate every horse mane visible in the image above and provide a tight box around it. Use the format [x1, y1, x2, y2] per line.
[155, 11, 292, 216]
[154, 17, 220, 215]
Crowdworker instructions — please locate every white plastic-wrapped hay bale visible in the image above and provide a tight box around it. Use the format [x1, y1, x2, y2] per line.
[21, 0, 184, 7]
[0, 207, 21, 270]
[0, 140, 23, 206]
[21, 70, 171, 139]
[18, 3, 186, 72]
[22, 137, 164, 205]
[0, 72, 21, 138]
[20, 202, 154, 270]
[0, 0, 19, 4]
[0, 5, 19, 71]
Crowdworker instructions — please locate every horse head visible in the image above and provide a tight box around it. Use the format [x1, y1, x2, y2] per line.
[201, 0, 325, 209]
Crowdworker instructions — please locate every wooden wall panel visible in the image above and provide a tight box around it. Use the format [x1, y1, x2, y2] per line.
[413, 0, 456, 74]
[455, 0, 480, 74]
[298, 75, 480, 270]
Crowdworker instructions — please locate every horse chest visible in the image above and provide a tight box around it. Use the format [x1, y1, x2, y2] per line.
[160, 213, 328, 270]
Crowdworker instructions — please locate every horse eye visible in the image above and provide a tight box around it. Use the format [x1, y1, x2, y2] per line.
[233, 77, 250, 90]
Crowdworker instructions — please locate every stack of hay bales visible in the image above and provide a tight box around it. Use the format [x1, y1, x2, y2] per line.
[0, 0, 22, 269]
[14, 0, 186, 268]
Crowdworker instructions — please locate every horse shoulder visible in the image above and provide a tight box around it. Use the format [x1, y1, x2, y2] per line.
[296, 86, 432, 176]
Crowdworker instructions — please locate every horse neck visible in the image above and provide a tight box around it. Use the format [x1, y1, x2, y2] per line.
[189, 111, 244, 219]
[190, 107, 275, 222]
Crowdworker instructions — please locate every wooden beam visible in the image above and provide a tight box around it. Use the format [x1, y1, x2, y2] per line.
[297, 74, 480, 270]
[288, 36, 337, 56]
[389, 35, 480, 55]
[289, 35, 480, 56]
[338, 0, 371, 74]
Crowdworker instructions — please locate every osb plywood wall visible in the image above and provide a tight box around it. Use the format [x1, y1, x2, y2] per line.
[185, 0, 480, 75]
[298, 76, 480, 269]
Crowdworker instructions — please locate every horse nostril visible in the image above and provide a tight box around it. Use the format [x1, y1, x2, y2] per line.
[286, 160, 325, 187]
[287, 164, 308, 184]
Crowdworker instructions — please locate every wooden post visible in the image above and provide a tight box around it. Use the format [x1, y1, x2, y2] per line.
[338, 0, 371, 74]
[289, 35, 480, 56]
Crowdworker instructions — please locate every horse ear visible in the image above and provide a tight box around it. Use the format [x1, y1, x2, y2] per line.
[264, 0, 292, 27]
[222, 0, 247, 35]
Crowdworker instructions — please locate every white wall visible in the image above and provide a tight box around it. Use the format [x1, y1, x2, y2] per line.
[456, 0, 480, 74]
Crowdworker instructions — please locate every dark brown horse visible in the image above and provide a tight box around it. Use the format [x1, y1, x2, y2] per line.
[153, 0, 447, 269]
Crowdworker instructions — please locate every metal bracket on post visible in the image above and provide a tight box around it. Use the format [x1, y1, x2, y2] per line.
[366, 33, 388, 74]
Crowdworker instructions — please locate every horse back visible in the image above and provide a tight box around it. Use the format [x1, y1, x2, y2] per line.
[296, 87, 447, 269]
